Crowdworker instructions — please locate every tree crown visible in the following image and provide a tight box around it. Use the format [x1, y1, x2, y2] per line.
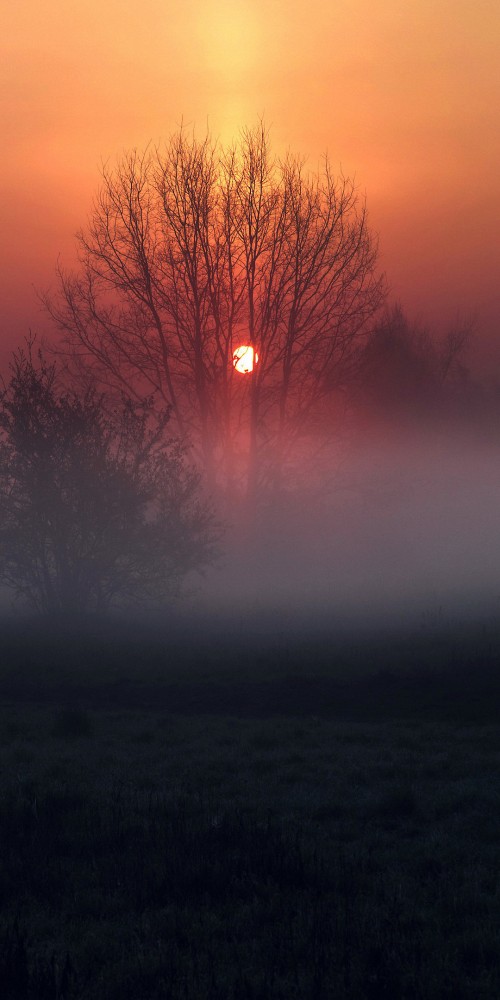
[0, 344, 220, 616]
[44, 125, 385, 496]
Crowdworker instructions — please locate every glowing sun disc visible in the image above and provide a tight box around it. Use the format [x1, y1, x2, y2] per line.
[233, 345, 258, 374]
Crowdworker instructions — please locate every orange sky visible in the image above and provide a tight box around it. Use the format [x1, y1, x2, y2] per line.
[2, 0, 500, 371]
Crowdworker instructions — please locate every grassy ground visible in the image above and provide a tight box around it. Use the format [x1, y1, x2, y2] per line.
[0, 617, 499, 997]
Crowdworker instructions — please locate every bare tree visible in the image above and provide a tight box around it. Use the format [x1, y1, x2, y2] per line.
[357, 304, 475, 428]
[0, 344, 219, 616]
[44, 124, 385, 500]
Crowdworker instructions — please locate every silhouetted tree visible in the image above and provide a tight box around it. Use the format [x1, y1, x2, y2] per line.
[358, 304, 473, 428]
[0, 345, 219, 616]
[44, 124, 385, 500]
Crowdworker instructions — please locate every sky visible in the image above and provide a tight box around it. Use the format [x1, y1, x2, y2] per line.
[1, 0, 500, 373]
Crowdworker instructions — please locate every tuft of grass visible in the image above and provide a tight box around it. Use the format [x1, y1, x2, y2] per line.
[371, 783, 419, 821]
[50, 707, 93, 740]
[312, 802, 343, 822]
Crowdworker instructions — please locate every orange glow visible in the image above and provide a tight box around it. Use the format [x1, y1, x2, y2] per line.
[233, 346, 258, 374]
[1, 0, 500, 370]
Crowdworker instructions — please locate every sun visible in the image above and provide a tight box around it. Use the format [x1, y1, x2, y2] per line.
[232, 345, 258, 374]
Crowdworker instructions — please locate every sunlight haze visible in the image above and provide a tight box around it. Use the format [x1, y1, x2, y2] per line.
[1, 0, 499, 368]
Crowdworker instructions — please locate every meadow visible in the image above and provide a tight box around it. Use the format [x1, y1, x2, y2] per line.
[0, 614, 499, 998]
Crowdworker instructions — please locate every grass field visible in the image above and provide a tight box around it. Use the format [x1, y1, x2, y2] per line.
[0, 614, 499, 998]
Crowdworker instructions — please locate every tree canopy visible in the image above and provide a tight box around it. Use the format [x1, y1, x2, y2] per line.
[0, 345, 219, 616]
[45, 124, 385, 498]
[358, 305, 474, 429]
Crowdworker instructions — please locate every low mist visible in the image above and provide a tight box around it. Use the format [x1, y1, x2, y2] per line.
[197, 431, 500, 637]
[2, 428, 498, 644]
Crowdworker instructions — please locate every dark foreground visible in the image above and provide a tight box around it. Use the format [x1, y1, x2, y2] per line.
[0, 615, 499, 998]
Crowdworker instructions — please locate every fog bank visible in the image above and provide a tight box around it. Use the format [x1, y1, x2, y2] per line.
[198, 435, 500, 633]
